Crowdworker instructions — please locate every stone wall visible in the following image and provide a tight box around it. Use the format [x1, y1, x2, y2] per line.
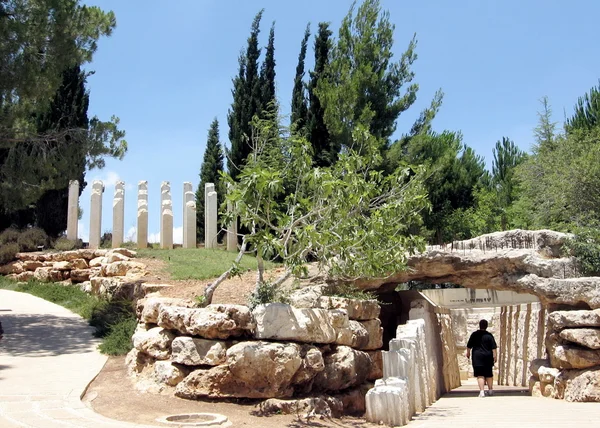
[129, 293, 384, 418]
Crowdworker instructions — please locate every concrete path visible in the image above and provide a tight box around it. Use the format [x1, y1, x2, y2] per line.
[0, 290, 157, 427]
[408, 380, 599, 428]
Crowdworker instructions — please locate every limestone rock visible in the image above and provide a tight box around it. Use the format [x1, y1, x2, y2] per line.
[556, 368, 600, 402]
[70, 269, 92, 283]
[111, 248, 137, 258]
[287, 284, 330, 308]
[90, 277, 124, 297]
[101, 260, 146, 277]
[314, 346, 372, 391]
[79, 281, 92, 294]
[361, 319, 384, 350]
[126, 348, 155, 377]
[549, 309, 600, 331]
[253, 303, 345, 344]
[171, 337, 229, 366]
[317, 296, 381, 320]
[367, 351, 383, 380]
[257, 396, 343, 418]
[550, 344, 600, 369]
[137, 296, 196, 324]
[0, 261, 23, 275]
[176, 341, 304, 399]
[538, 366, 560, 384]
[89, 256, 106, 268]
[48, 251, 82, 262]
[52, 261, 72, 270]
[336, 320, 369, 349]
[16, 271, 34, 282]
[22, 260, 44, 271]
[529, 376, 542, 397]
[333, 383, 372, 415]
[154, 361, 186, 386]
[158, 304, 255, 339]
[529, 358, 551, 377]
[15, 252, 47, 262]
[132, 326, 175, 360]
[106, 252, 130, 263]
[292, 345, 325, 386]
[70, 258, 89, 269]
[33, 267, 63, 282]
[560, 328, 600, 350]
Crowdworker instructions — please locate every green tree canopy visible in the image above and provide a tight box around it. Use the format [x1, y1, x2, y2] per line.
[290, 24, 310, 131]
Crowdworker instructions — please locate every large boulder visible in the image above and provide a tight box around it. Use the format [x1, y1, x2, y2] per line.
[291, 345, 325, 388]
[171, 337, 230, 366]
[137, 296, 196, 324]
[317, 296, 380, 321]
[158, 304, 255, 339]
[257, 396, 343, 418]
[22, 260, 44, 271]
[560, 328, 600, 350]
[0, 261, 24, 275]
[556, 368, 600, 402]
[101, 260, 146, 277]
[111, 248, 137, 258]
[106, 252, 130, 263]
[550, 344, 600, 369]
[253, 303, 346, 344]
[529, 358, 551, 377]
[16, 271, 34, 282]
[154, 361, 187, 386]
[132, 326, 175, 360]
[175, 341, 305, 399]
[70, 269, 92, 283]
[336, 320, 369, 349]
[33, 267, 63, 282]
[549, 309, 600, 331]
[314, 346, 372, 392]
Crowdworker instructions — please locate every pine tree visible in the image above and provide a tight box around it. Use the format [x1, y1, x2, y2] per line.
[260, 23, 276, 110]
[307, 22, 334, 167]
[291, 24, 310, 131]
[492, 137, 527, 229]
[227, 10, 264, 180]
[316, 0, 419, 156]
[566, 80, 600, 133]
[196, 119, 224, 242]
[32, 66, 89, 237]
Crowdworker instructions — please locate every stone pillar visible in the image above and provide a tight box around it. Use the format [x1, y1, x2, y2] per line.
[183, 182, 195, 248]
[66, 180, 79, 241]
[161, 181, 173, 249]
[184, 198, 197, 249]
[204, 183, 217, 249]
[112, 181, 125, 248]
[226, 188, 237, 252]
[137, 181, 149, 248]
[89, 180, 104, 249]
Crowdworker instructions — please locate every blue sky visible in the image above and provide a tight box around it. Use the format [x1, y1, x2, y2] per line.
[78, 0, 600, 243]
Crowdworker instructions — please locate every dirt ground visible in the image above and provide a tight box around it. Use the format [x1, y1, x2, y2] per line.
[135, 255, 287, 305]
[85, 255, 376, 427]
[85, 357, 375, 428]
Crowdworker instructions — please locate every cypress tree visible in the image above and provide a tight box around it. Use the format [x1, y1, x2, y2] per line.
[260, 23, 276, 110]
[291, 24, 310, 131]
[34, 65, 89, 237]
[227, 10, 264, 180]
[196, 119, 224, 242]
[307, 22, 335, 167]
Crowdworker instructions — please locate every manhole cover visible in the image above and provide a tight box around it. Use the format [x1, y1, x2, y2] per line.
[157, 413, 230, 427]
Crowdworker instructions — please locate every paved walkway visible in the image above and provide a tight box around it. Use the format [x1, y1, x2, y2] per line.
[408, 381, 599, 428]
[0, 290, 157, 428]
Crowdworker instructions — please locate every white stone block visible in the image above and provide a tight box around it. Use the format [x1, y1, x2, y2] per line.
[366, 377, 410, 426]
[205, 183, 218, 249]
[182, 182, 194, 248]
[160, 182, 173, 249]
[226, 190, 237, 252]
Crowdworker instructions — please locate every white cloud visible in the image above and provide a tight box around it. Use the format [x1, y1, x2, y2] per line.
[88, 170, 122, 189]
[125, 226, 137, 242]
[148, 231, 160, 244]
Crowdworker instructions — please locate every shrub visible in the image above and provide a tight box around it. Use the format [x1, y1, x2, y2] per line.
[53, 237, 77, 251]
[89, 299, 136, 337]
[565, 226, 600, 276]
[324, 283, 377, 301]
[248, 281, 290, 310]
[0, 227, 20, 245]
[100, 232, 112, 248]
[0, 242, 19, 264]
[98, 315, 137, 356]
[17, 227, 49, 252]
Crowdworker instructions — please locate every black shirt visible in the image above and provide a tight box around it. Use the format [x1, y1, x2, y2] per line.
[467, 330, 497, 367]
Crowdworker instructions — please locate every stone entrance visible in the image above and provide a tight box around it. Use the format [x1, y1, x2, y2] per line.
[365, 229, 600, 426]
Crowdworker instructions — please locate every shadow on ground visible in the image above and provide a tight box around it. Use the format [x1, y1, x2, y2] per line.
[0, 313, 97, 357]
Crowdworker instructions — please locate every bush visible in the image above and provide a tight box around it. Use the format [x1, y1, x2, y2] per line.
[565, 226, 600, 276]
[89, 300, 136, 337]
[98, 315, 137, 356]
[0, 242, 19, 264]
[324, 283, 377, 301]
[53, 236, 82, 251]
[100, 232, 112, 248]
[0, 227, 20, 245]
[248, 281, 290, 310]
[17, 227, 49, 252]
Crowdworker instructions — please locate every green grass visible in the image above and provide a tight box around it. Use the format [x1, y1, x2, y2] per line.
[137, 247, 277, 280]
[0, 277, 136, 356]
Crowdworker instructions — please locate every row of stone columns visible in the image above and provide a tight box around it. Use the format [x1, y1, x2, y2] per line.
[66, 180, 237, 251]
